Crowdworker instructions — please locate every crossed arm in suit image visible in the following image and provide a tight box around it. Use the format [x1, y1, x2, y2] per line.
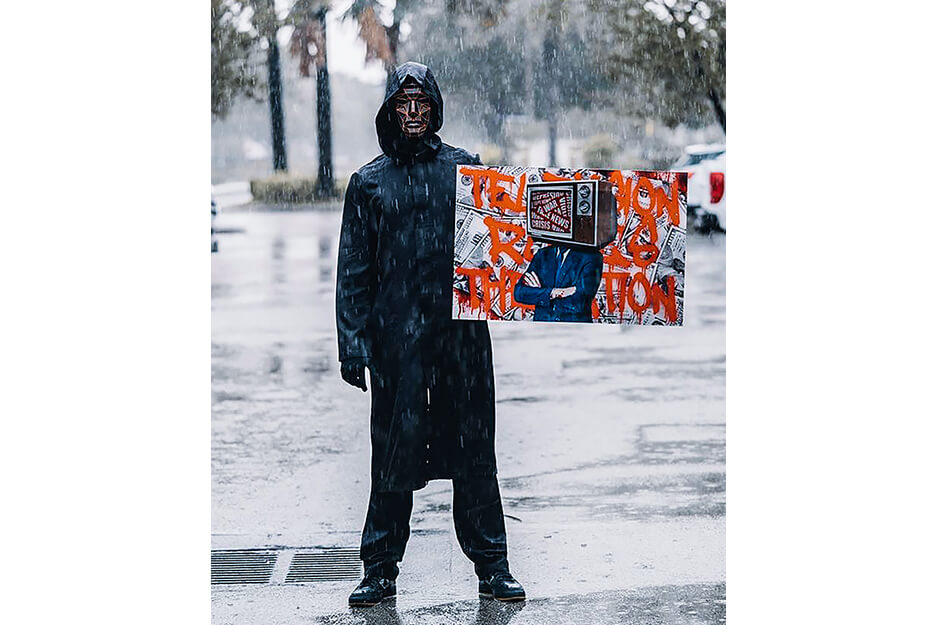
[513, 244, 604, 323]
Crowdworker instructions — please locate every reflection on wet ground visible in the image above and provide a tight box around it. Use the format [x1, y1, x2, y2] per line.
[212, 210, 725, 622]
[314, 584, 724, 625]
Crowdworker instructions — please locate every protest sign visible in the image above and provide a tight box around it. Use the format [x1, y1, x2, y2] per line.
[452, 166, 687, 325]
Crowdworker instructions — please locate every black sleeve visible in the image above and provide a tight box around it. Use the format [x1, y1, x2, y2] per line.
[335, 172, 378, 361]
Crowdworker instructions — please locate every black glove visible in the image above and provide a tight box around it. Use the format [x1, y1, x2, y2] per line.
[340, 357, 369, 392]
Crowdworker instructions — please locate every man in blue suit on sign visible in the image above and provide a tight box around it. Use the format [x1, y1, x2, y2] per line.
[513, 243, 604, 322]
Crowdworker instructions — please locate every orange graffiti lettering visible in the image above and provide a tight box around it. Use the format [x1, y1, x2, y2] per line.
[602, 270, 630, 322]
[458, 167, 526, 214]
[627, 272, 651, 323]
[484, 216, 527, 266]
[654, 182, 681, 226]
[455, 266, 494, 312]
[649, 276, 677, 322]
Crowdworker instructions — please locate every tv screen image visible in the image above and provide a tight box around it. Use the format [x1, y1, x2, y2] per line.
[528, 186, 574, 237]
[452, 166, 688, 326]
[526, 180, 617, 250]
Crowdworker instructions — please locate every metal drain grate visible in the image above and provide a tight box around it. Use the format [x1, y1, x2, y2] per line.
[285, 548, 362, 583]
[211, 550, 277, 585]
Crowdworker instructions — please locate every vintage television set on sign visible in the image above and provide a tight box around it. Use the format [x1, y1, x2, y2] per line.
[526, 180, 617, 250]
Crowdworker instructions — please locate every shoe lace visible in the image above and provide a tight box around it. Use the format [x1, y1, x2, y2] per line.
[362, 575, 390, 587]
[490, 570, 513, 583]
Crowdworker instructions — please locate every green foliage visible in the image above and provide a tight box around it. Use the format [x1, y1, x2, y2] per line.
[211, 0, 262, 120]
[421, 29, 528, 142]
[533, 1, 609, 120]
[587, 0, 726, 131]
[402, 1, 530, 144]
[401, 0, 610, 145]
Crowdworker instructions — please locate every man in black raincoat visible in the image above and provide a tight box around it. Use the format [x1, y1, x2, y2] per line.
[336, 62, 525, 606]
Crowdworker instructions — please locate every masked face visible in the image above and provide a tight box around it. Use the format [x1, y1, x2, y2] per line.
[394, 85, 432, 138]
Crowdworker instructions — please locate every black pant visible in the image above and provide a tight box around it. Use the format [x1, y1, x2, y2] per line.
[360, 475, 509, 580]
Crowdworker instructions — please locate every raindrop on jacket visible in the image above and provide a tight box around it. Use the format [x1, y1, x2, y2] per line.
[336, 62, 497, 491]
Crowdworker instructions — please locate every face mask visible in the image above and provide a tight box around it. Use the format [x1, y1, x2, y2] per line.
[394, 85, 432, 138]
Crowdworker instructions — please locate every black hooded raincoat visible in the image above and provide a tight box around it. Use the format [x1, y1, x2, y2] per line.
[336, 63, 496, 492]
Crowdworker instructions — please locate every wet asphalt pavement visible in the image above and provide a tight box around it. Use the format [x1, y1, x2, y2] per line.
[212, 207, 726, 624]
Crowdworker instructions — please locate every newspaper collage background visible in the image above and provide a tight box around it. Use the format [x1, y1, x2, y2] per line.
[452, 166, 687, 325]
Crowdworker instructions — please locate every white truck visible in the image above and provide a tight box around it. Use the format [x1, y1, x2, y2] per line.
[671, 143, 726, 233]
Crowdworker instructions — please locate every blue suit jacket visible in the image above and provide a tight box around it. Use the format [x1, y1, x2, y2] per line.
[513, 245, 604, 322]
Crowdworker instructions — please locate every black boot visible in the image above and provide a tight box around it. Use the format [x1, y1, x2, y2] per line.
[478, 570, 525, 602]
[348, 576, 396, 607]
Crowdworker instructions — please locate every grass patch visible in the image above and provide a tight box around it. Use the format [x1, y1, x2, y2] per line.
[250, 173, 346, 203]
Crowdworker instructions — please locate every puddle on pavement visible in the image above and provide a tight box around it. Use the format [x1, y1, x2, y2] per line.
[643, 424, 725, 443]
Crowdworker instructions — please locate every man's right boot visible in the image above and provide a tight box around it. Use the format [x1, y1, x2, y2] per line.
[478, 570, 525, 602]
[348, 576, 396, 607]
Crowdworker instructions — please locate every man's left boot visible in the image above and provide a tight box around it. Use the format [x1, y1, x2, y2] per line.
[348, 576, 396, 607]
[478, 570, 525, 602]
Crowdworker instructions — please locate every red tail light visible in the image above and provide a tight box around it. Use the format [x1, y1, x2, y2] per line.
[710, 172, 725, 204]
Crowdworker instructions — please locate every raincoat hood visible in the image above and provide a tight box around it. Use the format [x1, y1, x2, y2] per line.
[376, 62, 444, 163]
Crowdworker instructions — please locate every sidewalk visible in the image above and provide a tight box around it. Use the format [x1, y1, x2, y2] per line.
[214, 581, 725, 624]
[211, 210, 726, 623]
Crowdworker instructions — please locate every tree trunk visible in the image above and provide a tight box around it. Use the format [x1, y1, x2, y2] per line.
[267, 36, 288, 171]
[542, 8, 561, 167]
[388, 20, 400, 67]
[481, 111, 506, 159]
[314, 8, 337, 197]
[691, 48, 726, 134]
[547, 114, 557, 167]
[707, 85, 726, 133]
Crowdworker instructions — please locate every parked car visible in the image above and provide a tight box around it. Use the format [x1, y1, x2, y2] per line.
[671, 144, 726, 233]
